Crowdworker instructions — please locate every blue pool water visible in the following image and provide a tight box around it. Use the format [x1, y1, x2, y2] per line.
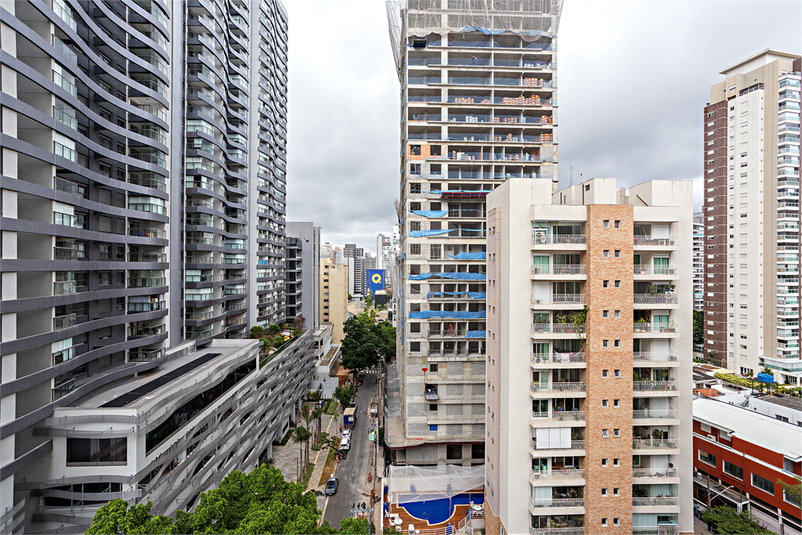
[400, 493, 484, 525]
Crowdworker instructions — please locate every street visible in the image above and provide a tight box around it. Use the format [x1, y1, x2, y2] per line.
[323, 369, 379, 528]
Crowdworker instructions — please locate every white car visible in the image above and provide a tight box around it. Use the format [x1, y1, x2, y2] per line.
[342, 429, 351, 439]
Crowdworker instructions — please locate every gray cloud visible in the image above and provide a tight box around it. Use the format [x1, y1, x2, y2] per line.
[285, 0, 801, 252]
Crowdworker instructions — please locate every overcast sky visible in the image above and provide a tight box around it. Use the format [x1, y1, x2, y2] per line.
[283, 0, 801, 254]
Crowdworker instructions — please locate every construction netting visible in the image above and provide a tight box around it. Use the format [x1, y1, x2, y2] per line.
[387, 464, 485, 504]
[386, 0, 565, 76]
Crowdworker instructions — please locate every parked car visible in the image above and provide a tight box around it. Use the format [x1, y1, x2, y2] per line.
[342, 429, 351, 440]
[325, 477, 339, 496]
[693, 503, 707, 518]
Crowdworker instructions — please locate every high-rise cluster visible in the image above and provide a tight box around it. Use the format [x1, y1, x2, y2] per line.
[0, 0, 295, 531]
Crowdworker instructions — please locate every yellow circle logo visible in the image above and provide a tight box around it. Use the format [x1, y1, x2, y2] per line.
[371, 273, 382, 283]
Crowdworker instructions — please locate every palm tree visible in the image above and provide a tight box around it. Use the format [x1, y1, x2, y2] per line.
[300, 404, 314, 466]
[312, 407, 325, 443]
[291, 425, 312, 473]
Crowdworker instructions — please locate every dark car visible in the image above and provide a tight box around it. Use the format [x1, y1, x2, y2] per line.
[325, 477, 339, 496]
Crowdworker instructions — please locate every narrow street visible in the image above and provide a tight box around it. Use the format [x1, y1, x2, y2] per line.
[323, 369, 379, 528]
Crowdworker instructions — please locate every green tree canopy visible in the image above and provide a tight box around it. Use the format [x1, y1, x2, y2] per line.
[693, 310, 703, 348]
[88, 465, 328, 535]
[341, 313, 396, 373]
[334, 385, 357, 408]
[701, 506, 773, 534]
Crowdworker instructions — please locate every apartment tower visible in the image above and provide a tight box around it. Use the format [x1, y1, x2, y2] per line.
[485, 177, 693, 535]
[0, 0, 291, 531]
[386, 0, 562, 465]
[285, 221, 321, 329]
[320, 255, 349, 343]
[702, 50, 802, 380]
[692, 213, 704, 313]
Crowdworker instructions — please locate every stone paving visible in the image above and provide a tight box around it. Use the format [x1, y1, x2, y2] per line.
[270, 406, 341, 511]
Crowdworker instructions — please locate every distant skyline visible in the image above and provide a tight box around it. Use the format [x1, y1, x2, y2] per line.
[284, 0, 801, 252]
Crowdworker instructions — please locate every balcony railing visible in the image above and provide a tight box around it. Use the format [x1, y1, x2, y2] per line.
[531, 265, 586, 276]
[633, 438, 679, 449]
[632, 409, 678, 419]
[632, 467, 678, 478]
[633, 265, 677, 276]
[632, 496, 679, 507]
[633, 352, 677, 362]
[634, 294, 678, 304]
[54, 281, 77, 295]
[532, 410, 585, 421]
[531, 382, 585, 393]
[532, 234, 587, 245]
[128, 277, 166, 288]
[634, 323, 677, 334]
[530, 468, 585, 481]
[633, 381, 678, 391]
[128, 252, 167, 262]
[529, 498, 585, 509]
[129, 348, 164, 362]
[531, 351, 585, 363]
[53, 313, 77, 330]
[530, 529, 584, 535]
[634, 236, 676, 246]
[552, 294, 586, 304]
[52, 377, 75, 401]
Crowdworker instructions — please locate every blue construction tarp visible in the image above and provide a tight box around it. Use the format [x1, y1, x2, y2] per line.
[449, 252, 486, 260]
[410, 229, 455, 238]
[427, 292, 486, 300]
[408, 310, 486, 319]
[466, 331, 486, 338]
[409, 272, 486, 281]
[462, 25, 550, 38]
[411, 210, 448, 218]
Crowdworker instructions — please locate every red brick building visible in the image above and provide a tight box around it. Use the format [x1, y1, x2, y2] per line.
[693, 397, 802, 534]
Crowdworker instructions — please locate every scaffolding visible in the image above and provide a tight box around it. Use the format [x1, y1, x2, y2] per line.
[387, 0, 565, 77]
[387, 464, 485, 504]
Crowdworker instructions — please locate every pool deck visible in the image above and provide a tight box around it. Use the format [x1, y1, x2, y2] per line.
[385, 503, 474, 532]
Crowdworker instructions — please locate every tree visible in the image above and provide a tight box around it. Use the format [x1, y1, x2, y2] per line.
[341, 314, 382, 374]
[334, 385, 357, 408]
[267, 324, 282, 338]
[693, 310, 703, 348]
[294, 315, 305, 331]
[87, 500, 177, 534]
[701, 506, 773, 534]
[250, 325, 264, 339]
[292, 423, 312, 472]
[371, 320, 397, 362]
[778, 476, 802, 508]
[312, 406, 325, 443]
[339, 517, 371, 534]
[364, 292, 373, 309]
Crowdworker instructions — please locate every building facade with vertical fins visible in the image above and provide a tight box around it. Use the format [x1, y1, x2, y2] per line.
[386, 0, 562, 465]
[485, 177, 693, 535]
[702, 50, 802, 381]
[0, 0, 294, 531]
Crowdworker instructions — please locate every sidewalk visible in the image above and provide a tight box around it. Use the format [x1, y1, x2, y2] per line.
[306, 411, 339, 492]
[270, 408, 341, 489]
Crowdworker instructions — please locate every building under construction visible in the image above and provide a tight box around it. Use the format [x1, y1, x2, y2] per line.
[385, 0, 563, 466]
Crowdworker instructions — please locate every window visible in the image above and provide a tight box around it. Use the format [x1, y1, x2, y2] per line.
[602, 429, 609, 437]
[615, 220, 621, 228]
[603, 220, 609, 228]
[603, 340, 609, 348]
[603, 280, 609, 288]
[602, 399, 609, 407]
[614, 249, 621, 258]
[614, 399, 620, 407]
[613, 458, 620, 466]
[633, 455, 641, 467]
[602, 369, 609, 378]
[613, 519, 620, 527]
[615, 310, 620, 318]
[429, 424, 438, 432]
[723, 460, 743, 480]
[614, 369, 620, 378]
[603, 310, 609, 318]
[602, 519, 608, 527]
[603, 250, 610, 258]
[614, 280, 621, 288]
[601, 458, 608, 466]
[446, 444, 462, 460]
[67, 438, 127, 465]
[613, 429, 620, 437]
[613, 488, 620, 496]
[429, 404, 437, 411]
[99, 271, 111, 286]
[429, 363, 439, 372]
[614, 340, 620, 348]
[752, 474, 774, 495]
[601, 488, 608, 496]
[699, 450, 716, 467]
